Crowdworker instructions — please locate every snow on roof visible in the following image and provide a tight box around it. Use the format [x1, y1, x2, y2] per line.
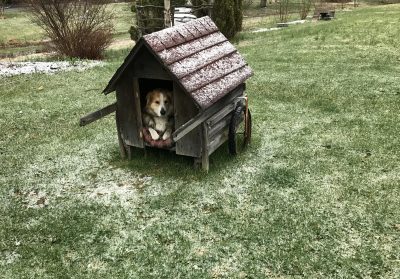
[104, 16, 253, 109]
[143, 16, 253, 109]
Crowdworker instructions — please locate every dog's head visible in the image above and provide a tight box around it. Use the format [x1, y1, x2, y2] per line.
[145, 89, 173, 117]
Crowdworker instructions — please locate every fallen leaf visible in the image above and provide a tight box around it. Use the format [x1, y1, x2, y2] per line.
[36, 196, 46, 206]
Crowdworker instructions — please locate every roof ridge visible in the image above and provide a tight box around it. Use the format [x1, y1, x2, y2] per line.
[103, 16, 253, 109]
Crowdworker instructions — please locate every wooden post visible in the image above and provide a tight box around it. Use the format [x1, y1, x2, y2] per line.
[164, 0, 172, 28]
[126, 145, 134, 160]
[135, 3, 143, 38]
[133, 78, 144, 148]
[208, 0, 214, 17]
[193, 157, 201, 169]
[201, 123, 209, 172]
[116, 110, 127, 159]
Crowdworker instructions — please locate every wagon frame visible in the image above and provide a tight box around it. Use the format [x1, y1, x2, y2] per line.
[80, 17, 253, 171]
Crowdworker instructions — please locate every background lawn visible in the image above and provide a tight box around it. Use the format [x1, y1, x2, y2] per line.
[1, 4, 399, 278]
[0, 2, 133, 57]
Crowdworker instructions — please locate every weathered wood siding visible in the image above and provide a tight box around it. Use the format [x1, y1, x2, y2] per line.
[174, 83, 202, 158]
[131, 47, 171, 80]
[116, 74, 143, 148]
[205, 84, 245, 156]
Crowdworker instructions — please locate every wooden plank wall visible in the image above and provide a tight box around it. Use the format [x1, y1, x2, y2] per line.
[132, 47, 171, 80]
[205, 84, 245, 156]
[174, 83, 202, 158]
[116, 74, 143, 149]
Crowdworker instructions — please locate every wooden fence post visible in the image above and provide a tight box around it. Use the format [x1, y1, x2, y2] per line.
[164, 0, 171, 28]
[208, 0, 214, 17]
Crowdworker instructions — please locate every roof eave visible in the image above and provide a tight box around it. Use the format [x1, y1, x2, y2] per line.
[102, 39, 145, 95]
[141, 39, 202, 110]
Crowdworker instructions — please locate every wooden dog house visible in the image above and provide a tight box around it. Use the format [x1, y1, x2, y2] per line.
[80, 16, 253, 171]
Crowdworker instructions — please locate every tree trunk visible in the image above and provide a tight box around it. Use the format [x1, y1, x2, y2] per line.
[260, 0, 267, 7]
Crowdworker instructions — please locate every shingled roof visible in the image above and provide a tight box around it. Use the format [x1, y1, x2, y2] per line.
[103, 16, 253, 109]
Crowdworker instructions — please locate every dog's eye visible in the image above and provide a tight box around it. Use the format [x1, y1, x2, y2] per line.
[155, 101, 160, 104]
[165, 101, 168, 104]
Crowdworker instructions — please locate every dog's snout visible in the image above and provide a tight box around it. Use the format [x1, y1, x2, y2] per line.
[160, 108, 166, 115]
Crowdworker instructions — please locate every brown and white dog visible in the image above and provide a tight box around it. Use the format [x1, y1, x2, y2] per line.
[142, 88, 174, 141]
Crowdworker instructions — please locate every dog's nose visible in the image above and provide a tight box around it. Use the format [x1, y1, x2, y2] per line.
[160, 108, 166, 115]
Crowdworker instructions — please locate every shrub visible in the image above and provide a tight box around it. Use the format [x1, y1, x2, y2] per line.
[212, 0, 243, 39]
[234, 0, 243, 32]
[278, 0, 289, 22]
[0, 0, 8, 18]
[130, 0, 187, 40]
[130, 0, 211, 40]
[242, 0, 253, 9]
[28, 0, 114, 60]
[130, 0, 244, 40]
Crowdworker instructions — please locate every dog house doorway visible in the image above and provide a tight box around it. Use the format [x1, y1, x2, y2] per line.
[138, 78, 173, 109]
[137, 78, 175, 150]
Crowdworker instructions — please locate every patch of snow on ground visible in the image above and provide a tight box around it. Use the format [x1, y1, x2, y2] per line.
[252, 20, 307, 33]
[0, 61, 103, 77]
[286, 19, 306, 25]
[252, 27, 282, 33]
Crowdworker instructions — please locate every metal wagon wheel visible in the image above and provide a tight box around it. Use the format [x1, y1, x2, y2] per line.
[228, 101, 252, 155]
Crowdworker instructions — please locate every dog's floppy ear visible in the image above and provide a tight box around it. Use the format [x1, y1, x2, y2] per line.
[146, 91, 152, 106]
[166, 90, 173, 103]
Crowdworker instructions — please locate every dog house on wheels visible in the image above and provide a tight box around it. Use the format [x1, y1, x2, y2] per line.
[80, 16, 253, 171]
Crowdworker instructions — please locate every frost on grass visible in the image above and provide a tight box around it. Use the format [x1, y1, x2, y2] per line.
[0, 61, 103, 77]
[12, 138, 155, 208]
[0, 251, 21, 266]
[86, 170, 153, 206]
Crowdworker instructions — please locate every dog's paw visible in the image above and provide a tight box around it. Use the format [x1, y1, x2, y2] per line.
[149, 128, 160, 140]
[162, 130, 171, 140]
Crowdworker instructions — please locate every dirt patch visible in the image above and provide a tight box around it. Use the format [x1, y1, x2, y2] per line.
[0, 52, 55, 62]
[0, 39, 134, 62]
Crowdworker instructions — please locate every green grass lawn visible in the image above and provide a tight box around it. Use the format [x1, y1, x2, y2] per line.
[0, 2, 133, 56]
[1, 4, 399, 278]
[0, 7, 44, 46]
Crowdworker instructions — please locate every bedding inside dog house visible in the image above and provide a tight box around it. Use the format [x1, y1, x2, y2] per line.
[84, 16, 253, 170]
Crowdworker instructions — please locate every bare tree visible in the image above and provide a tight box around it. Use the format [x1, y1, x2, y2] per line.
[278, 0, 289, 22]
[28, 0, 114, 59]
[299, 0, 313, 20]
[1, 0, 6, 18]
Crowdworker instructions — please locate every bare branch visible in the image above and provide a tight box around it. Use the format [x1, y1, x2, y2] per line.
[28, 0, 114, 59]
